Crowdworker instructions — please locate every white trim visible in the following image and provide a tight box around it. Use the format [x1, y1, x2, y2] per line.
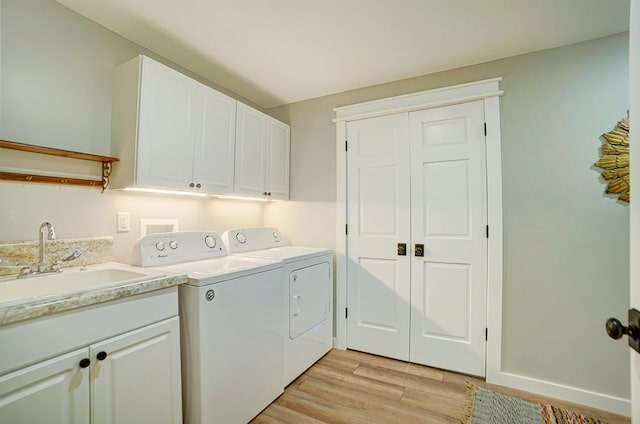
[334, 120, 348, 350]
[484, 95, 505, 384]
[333, 77, 502, 122]
[490, 371, 631, 417]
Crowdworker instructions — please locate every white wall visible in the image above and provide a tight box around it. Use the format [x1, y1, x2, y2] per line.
[265, 33, 631, 402]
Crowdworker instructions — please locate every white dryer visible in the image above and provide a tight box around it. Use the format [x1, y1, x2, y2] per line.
[134, 231, 284, 424]
[222, 227, 333, 385]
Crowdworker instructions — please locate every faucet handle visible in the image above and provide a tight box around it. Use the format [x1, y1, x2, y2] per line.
[53, 250, 82, 268]
[18, 266, 34, 278]
[59, 250, 81, 263]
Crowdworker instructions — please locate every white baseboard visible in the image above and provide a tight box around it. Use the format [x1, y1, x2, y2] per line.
[488, 371, 631, 417]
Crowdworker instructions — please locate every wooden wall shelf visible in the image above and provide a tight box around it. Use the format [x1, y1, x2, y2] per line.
[0, 140, 119, 190]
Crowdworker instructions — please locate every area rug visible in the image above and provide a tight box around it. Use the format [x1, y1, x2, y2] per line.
[464, 386, 607, 424]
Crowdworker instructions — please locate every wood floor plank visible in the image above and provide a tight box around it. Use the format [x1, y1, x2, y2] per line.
[257, 403, 325, 424]
[298, 375, 458, 424]
[353, 362, 445, 391]
[306, 362, 405, 399]
[252, 349, 630, 424]
[401, 386, 467, 420]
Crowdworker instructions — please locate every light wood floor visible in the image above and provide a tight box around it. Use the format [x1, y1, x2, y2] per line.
[252, 349, 630, 424]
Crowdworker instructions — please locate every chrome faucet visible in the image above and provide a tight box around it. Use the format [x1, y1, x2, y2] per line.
[38, 222, 56, 272]
[15, 223, 81, 279]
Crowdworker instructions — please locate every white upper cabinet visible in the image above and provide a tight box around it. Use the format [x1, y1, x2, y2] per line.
[266, 119, 291, 200]
[136, 57, 195, 190]
[192, 86, 237, 193]
[235, 103, 290, 200]
[234, 103, 267, 196]
[111, 55, 236, 194]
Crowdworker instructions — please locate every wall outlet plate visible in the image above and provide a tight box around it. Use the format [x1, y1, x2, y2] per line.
[116, 212, 130, 233]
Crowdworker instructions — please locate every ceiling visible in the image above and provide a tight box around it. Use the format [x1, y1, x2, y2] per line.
[56, 0, 630, 109]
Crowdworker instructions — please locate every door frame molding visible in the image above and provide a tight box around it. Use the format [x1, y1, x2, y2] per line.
[333, 78, 504, 380]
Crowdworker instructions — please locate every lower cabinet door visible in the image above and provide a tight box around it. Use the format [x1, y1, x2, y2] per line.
[0, 348, 90, 424]
[90, 317, 182, 424]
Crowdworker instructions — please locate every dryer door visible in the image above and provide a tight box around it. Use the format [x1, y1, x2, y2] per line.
[290, 262, 331, 339]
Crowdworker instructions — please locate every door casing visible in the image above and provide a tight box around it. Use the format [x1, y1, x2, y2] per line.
[333, 78, 504, 381]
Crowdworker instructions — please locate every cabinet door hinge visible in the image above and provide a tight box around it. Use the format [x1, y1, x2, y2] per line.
[484, 122, 487, 136]
[345, 308, 348, 319]
[486, 225, 489, 238]
[485, 328, 488, 341]
[345, 140, 348, 151]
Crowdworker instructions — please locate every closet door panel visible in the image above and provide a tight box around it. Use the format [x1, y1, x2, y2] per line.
[346, 113, 411, 361]
[409, 100, 488, 377]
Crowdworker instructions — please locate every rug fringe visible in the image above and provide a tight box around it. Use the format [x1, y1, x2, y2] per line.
[461, 380, 476, 424]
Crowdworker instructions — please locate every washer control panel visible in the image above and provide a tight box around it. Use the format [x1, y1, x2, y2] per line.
[222, 227, 285, 253]
[133, 231, 226, 267]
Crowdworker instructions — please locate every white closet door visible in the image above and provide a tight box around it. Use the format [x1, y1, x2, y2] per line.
[346, 113, 411, 361]
[408, 100, 487, 376]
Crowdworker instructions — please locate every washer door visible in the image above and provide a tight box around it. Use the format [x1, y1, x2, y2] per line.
[289, 262, 331, 339]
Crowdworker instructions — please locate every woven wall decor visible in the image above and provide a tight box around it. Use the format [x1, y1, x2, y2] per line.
[595, 117, 629, 202]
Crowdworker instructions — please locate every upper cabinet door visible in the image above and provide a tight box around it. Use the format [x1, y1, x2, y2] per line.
[235, 103, 267, 196]
[266, 119, 290, 200]
[136, 57, 195, 190]
[192, 85, 237, 194]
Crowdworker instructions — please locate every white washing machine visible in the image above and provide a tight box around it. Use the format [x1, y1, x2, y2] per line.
[133, 231, 284, 424]
[222, 227, 333, 385]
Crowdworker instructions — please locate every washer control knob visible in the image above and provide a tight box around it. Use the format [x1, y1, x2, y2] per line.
[204, 235, 216, 248]
[273, 231, 279, 239]
[169, 240, 178, 250]
[155, 241, 165, 251]
[236, 232, 247, 244]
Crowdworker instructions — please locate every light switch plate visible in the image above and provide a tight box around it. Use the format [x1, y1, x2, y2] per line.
[116, 212, 130, 233]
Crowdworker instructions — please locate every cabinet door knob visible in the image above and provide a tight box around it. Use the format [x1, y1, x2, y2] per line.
[79, 358, 91, 368]
[267, 192, 272, 196]
[196, 183, 202, 189]
[189, 183, 195, 188]
[97, 351, 108, 361]
[263, 191, 268, 196]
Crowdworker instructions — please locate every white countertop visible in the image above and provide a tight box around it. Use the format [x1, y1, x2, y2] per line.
[0, 262, 188, 325]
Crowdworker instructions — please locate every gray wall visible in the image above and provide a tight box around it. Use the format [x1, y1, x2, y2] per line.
[0, 0, 265, 155]
[0, 0, 265, 262]
[265, 33, 630, 398]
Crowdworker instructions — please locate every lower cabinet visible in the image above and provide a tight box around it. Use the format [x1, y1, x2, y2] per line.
[0, 348, 90, 424]
[0, 289, 182, 424]
[91, 318, 181, 424]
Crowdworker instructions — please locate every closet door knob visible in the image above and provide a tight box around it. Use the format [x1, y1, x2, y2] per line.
[414, 244, 424, 257]
[97, 351, 108, 361]
[397, 243, 407, 256]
